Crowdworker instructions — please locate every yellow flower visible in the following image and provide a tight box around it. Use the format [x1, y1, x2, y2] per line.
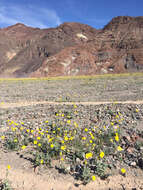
[85, 152, 93, 159]
[14, 139, 18, 143]
[82, 137, 86, 140]
[117, 146, 123, 151]
[45, 120, 49, 123]
[7, 165, 11, 170]
[31, 130, 34, 133]
[61, 114, 64, 117]
[91, 135, 95, 140]
[37, 136, 41, 140]
[73, 104, 77, 108]
[89, 140, 93, 144]
[85, 128, 88, 132]
[60, 152, 62, 156]
[26, 129, 30, 133]
[20, 127, 24, 131]
[21, 145, 26, 150]
[61, 140, 65, 144]
[110, 138, 113, 143]
[50, 144, 54, 148]
[64, 136, 68, 141]
[136, 109, 139, 113]
[49, 138, 52, 142]
[92, 175, 96, 181]
[115, 134, 119, 142]
[40, 159, 44, 164]
[12, 127, 16, 131]
[84, 160, 87, 165]
[47, 134, 50, 139]
[38, 143, 42, 147]
[61, 145, 66, 150]
[74, 122, 78, 128]
[100, 151, 104, 158]
[61, 157, 64, 161]
[69, 136, 74, 140]
[92, 143, 96, 147]
[67, 120, 71, 124]
[121, 168, 126, 174]
[1, 136, 5, 140]
[34, 140, 38, 145]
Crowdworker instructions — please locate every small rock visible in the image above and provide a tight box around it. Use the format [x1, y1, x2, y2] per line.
[140, 147, 143, 151]
[126, 135, 132, 141]
[127, 147, 134, 154]
[76, 158, 80, 163]
[130, 161, 136, 167]
[138, 158, 143, 169]
[66, 165, 71, 172]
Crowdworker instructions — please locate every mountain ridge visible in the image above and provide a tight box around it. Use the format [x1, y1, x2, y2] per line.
[0, 16, 143, 77]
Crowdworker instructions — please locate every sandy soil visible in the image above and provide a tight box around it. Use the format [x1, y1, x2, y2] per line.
[0, 151, 143, 190]
[0, 100, 143, 109]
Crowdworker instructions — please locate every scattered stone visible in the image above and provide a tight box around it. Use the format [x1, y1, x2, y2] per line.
[130, 162, 137, 167]
[138, 158, 143, 169]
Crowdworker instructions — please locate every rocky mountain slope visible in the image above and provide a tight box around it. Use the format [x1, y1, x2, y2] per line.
[0, 16, 143, 77]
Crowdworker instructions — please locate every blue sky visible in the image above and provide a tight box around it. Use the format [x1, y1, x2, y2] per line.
[0, 0, 142, 29]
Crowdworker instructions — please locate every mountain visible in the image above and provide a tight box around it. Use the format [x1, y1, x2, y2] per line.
[0, 16, 143, 77]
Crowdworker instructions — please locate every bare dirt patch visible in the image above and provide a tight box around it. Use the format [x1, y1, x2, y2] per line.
[1, 100, 143, 109]
[0, 151, 143, 190]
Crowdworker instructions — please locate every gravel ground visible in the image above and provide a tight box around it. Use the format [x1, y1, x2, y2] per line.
[0, 75, 143, 103]
[0, 75, 143, 189]
[0, 103, 143, 189]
